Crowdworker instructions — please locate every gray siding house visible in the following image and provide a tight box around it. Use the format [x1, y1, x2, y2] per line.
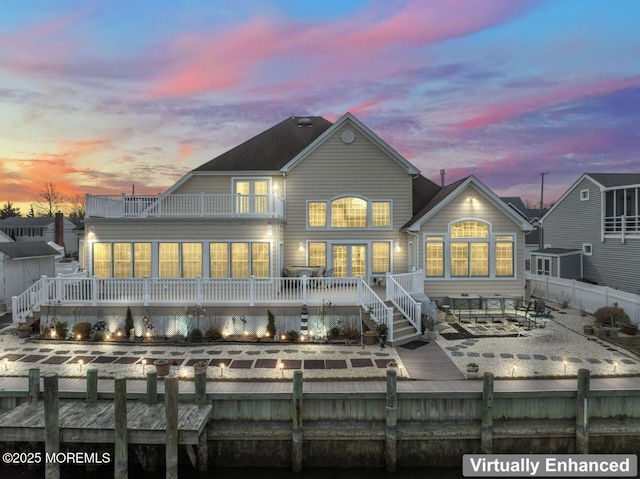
[536, 173, 640, 294]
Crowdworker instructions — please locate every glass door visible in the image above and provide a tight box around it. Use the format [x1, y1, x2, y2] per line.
[332, 244, 366, 277]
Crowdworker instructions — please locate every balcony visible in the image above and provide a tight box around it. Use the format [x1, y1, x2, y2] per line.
[86, 193, 285, 219]
[604, 215, 640, 238]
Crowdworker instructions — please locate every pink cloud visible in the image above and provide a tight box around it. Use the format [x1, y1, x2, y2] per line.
[455, 76, 640, 130]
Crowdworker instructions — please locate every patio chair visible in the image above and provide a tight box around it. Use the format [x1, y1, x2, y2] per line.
[322, 268, 335, 288]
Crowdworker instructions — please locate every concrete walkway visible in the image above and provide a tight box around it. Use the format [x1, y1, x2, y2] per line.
[395, 339, 466, 380]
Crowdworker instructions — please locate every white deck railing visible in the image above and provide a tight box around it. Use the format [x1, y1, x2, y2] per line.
[357, 280, 395, 342]
[386, 273, 421, 335]
[86, 193, 285, 219]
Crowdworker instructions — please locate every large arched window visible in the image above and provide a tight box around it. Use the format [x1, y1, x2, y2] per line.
[450, 221, 489, 277]
[331, 197, 367, 228]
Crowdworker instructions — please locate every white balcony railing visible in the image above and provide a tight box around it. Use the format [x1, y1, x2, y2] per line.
[604, 214, 640, 237]
[86, 193, 285, 219]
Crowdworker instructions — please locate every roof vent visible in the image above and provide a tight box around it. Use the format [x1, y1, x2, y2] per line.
[298, 117, 312, 127]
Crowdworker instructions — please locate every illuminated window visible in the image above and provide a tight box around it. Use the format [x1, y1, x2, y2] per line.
[182, 243, 202, 278]
[372, 202, 391, 227]
[449, 221, 489, 277]
[93, 243, 111, 278]
[234, 179, 269, 214]
[496, 236, 514, 276]
[451, 221, 489, 238]
[331, 197, 367, 227]
[209, 243, 228, 278]
[113, 243, 132, 278]
[308, 242, 326, 268]
[425, 237, 444, 277]
[450, 243, 469, 277]
[308, 202, 327, 227]
[159, 243, 179, 278]
[251, 243, 270, 278]
[133, 243, 151, 278]
[231, 243, 249, 278]
[372, 242, 390, 273]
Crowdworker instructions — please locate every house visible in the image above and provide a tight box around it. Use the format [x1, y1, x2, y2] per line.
[0, 240, 59, 308]
[533, 173, 640, 295]
[501, 197, 542, 270]
[0, 213, 79, 256]
[16, 113, 533, 343]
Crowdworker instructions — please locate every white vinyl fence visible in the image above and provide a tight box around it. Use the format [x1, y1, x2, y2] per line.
[526, 273, 640, 325]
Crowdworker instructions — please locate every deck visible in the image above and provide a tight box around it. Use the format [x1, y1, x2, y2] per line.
[0, 399, 212, 444]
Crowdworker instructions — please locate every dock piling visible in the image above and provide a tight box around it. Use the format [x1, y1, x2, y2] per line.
[292, 370, 303, 473]
[195, 370, 206, 406]
[114, 376, 128, 479]
[43, 374, 59, 479]
[576, 368, 590, 454]
[481, 372, 494, 454]
[86, 368, 98, 404]
[146, 371, 157, 405]
[385, 368, 397, 472]
[165, 374, 179, 479]
[28, 368, 40, 404]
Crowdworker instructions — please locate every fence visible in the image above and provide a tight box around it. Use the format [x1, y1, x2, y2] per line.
[526, 273, 640, 324]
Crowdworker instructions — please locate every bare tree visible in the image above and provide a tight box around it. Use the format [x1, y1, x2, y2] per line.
[34, 182, 64, 217]
[67, 193, 86, 221]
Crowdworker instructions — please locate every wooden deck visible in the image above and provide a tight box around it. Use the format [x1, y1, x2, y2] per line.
[0, 400, 212, 444]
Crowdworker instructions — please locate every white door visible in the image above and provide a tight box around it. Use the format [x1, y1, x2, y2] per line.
[332, 244, 366, 278]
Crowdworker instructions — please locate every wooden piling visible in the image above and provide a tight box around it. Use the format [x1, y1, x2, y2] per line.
[195, 370, 206, 406]
[28, 368, 40, 404]
[292, 370, 303, 473]
[385, 368, 397, 472]
[146, 371, 157, 405]
[44, 374, 59, 479]
[114, 376, 128, 479]
[481, 372, 494, 454]
[165, 374, 179, 479]
[576, 368, 590, 454]
[86, 368, 98, 404]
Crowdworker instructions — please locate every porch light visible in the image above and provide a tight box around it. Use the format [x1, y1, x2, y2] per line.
[266, 224, 273, 236]
[50, 330, 56, 338]
[395, 238, 401, 251]
[273, 181, 280, 191]
[298, 240, 304, 252]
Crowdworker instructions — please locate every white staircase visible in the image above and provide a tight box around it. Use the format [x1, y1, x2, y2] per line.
[387, 302, 423, 347]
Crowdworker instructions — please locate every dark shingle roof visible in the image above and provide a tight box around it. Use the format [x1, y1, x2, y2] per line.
[403, 177, 469, 229]
[587, 173, 640, 188]
[532, 248, 581, 255]
[412, 174, 441, 215]
[0, 217, 54, 227]
[0, 241, 59, 259]
[194, 116, 333, 172]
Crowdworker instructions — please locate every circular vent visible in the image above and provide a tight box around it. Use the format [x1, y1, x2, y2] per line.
[341, 130, 355, 144]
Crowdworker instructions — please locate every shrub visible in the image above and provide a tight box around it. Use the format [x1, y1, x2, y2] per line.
[375, 322, 389, 336]
[92, 331, 105, 342]
[189, 328, 203, 342]
[54, 321, 69, 339]
[266, 310, 277, 338]
[329, 326, 341, 339]
[287, 330, 300, 342]
[205, 325, 222, 341]
[341, 324, 360, 340]
[594, 306, 630, 325]
[125, 307, 134, 333]
[71, 322, 92, 340]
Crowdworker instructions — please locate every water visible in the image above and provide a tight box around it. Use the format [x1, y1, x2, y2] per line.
[0, 464, 464, 478]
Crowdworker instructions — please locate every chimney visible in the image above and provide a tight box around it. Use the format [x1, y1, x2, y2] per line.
[55, 212, 65, 251]
[440, 169, 446, 187]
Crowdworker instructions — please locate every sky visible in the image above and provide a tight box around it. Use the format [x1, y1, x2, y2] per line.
[2, 0, 640, 214]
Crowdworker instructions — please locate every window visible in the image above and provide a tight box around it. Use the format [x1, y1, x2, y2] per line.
[425, 236, 444, 277]
[93, 243, 111, 278]
[159, 243, 179, 278]
[308, 202, 326, 227]
[580, 189, 589, 201]
[331, 197, 367, 227]
[231, 243, 250, 278]
[251, 243, 270, 278]
[372, 242, 390, 273]
[537, 257, 551, 275]
[210, 243, 229, 278]
[113, 243, 132, 278]
[495, 236, 514, 276]
[134, 243, 151, 278]
[450, 221, 489, 277]
[234, 179, 269, 214]
[582, 244, 593, 256]
[182, 243, 202, 278]
[372, 202, 391, 227]
[308, 242, 326, 268]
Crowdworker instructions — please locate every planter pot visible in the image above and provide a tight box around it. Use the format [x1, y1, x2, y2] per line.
[583, 325, 594, 335]
[621, 323, 638, 336]
[17, 328, 30, 339]
[608, 328, 620, 339]
[363, 333, 377, 346]
[154, 360, 171, 377]
[594, 328, 608, 339]
[425, 331, 438, 341]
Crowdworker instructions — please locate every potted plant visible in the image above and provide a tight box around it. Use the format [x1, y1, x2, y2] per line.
[620, 322, 638, 336]
[363, 330, 377, 346]
[16, 324, 31, 339]
[154, 359, 171, 377]
[583, 324, 594, 335]
[193, 360, 208, 375]
[466, 362, 479, 374]
[387, 360, 400, 377]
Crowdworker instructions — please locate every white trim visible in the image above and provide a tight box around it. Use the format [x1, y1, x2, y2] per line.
[305, 196, 394, 231]
[580, 189, 589, 201]
[281, 112, 420, 174]
[582, 243, 593, 256]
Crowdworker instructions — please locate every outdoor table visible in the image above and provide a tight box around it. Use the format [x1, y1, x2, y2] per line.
[283, 265, 325, 277]
[447, 294, 482, 322]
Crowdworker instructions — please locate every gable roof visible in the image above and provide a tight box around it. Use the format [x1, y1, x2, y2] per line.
[586, 173, 640, 188]
[0, 241, 59, 259]
[193, 116, 333, 172]
[403, 176, 534, 232]
[280, 112, 420, 175]
[412, 174, 441, 216]
[0, 217, 55, 227]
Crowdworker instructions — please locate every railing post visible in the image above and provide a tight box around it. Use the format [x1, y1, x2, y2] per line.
[91, 275, 98, 306]
[576, 368, 590, 454]
[29, 368, 40, 403]
[11, 296, 18, 327]
[121, 193, 126, 217]
[55, 274, 63, 302]
[200, 192, 205, 218]
[292, 370, 303, 472]
[481, 372, 494, 454]
[143, 276, 150, 306]
[302, 275, 308, 303]
[44, 374, 60, 479]
[385, 272, 392, 301]
[250, 275, 255, 306]
[385, 368, 397, 472]
[387, 308, 394, 343]
[197, 276, 203, 304]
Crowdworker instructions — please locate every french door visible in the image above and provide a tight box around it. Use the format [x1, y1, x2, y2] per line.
[332, 244, 366, 278]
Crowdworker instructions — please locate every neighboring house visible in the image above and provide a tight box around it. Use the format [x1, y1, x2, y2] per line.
[82, 113, 532, 302]
[0, 213, 79, 256]
[501, 197, 541, 270]
[534, 173, 640, 295]
[0, 241, 59, 307]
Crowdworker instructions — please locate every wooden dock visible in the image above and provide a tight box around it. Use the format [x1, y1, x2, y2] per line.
[0, 400, 211, 445]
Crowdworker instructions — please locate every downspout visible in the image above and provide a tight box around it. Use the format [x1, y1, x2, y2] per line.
[406, 230, 420, 271]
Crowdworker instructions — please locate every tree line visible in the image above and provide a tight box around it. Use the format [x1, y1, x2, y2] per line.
[0, 182, 85, 221]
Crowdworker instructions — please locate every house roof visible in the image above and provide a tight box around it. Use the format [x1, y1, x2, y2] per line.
[193, 116, 333, 172]
[412, 174, 441, 216]
[586, 173, 640, 188]
[0, 241, 59, 259]
[0, 217, 54, 227]
[532, 248, 581, 256]
[402, 177, 469, 229]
